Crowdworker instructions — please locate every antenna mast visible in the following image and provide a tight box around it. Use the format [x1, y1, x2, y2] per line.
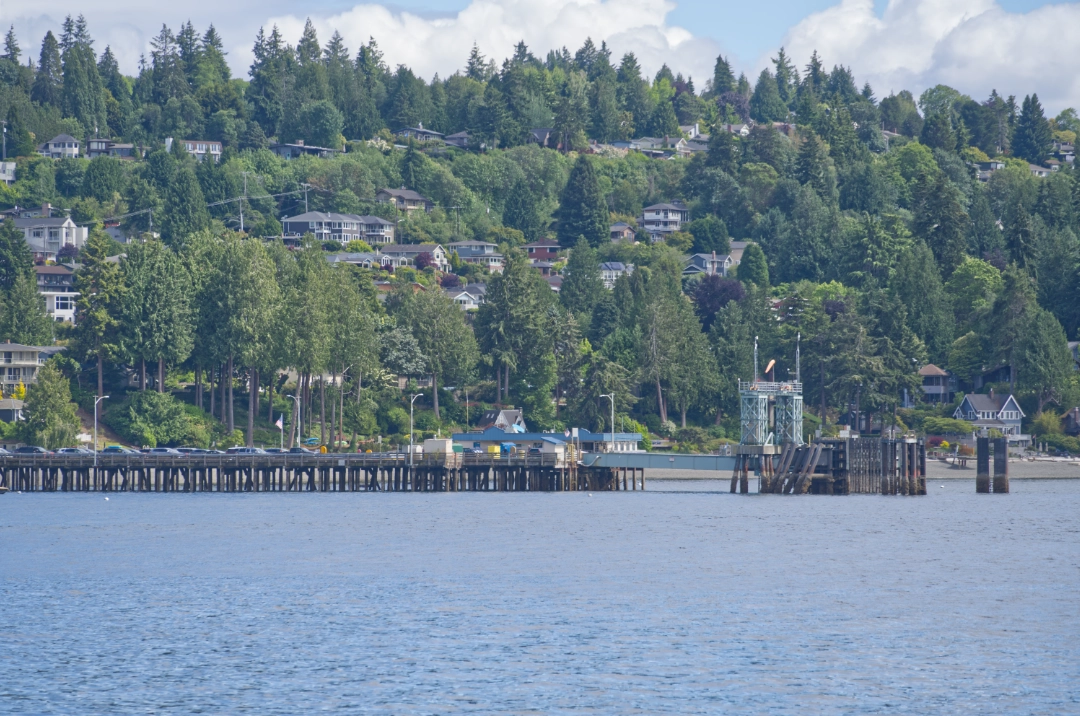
[753, 336, 759, 383]
[796, 332, 801, 383]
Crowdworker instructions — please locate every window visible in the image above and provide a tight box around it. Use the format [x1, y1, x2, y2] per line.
[55, 296, 74, 311]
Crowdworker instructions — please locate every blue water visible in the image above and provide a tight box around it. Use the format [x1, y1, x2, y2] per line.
[1, 480, 1078, 714]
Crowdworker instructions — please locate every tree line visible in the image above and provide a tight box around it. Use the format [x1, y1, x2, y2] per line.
[0, 17, 1079, 447]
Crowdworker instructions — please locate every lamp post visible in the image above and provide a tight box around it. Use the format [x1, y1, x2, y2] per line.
[93, 395, 109, 468]
[600, 393, 615, 453]
[287, 394, 300, 448]
[410, 393, 424, 469]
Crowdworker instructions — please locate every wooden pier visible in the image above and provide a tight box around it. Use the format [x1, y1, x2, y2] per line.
[0, 453, 644, 493]
[749, 438, 927, 495]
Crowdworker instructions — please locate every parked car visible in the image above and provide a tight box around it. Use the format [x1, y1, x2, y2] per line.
[0, 447, 11, 456]
[264, 448, 288, 454]
[527, 447, 542, 455]
[14, 446, 50, 454]
[226, 447, 267, 455]
[289, 446, 315, 454]
[57, 447, 95, 455]
[147, 447, 182, 455]
[102, 445, 139, 454]
[175, 447, 200, 454]
[464, 447, 484, 454]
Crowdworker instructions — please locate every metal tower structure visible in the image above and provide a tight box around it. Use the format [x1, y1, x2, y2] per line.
[738, 335, 804, 446]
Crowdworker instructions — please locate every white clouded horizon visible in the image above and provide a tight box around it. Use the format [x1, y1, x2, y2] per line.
[778, 0, 1080, 111]
[3, 0, 1080, 111]
[262, 0, 721, 84]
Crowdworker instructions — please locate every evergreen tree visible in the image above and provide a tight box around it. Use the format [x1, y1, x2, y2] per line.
[61, 16, 107, 135]
[161, 165, 209, 247]
[3, 25, 19, 63]
[915, 173, 968, 276]
[738, 243, 769, 287]
[556, 155, 608, 248]
[2, 272, 54, 345]
[795, 131, 836, 200]
[4, 105, 35, 158]
[73, 232, 125, 397]
[32, 31, 63, 108]
[503, 176, 544, 241]
[709, 54, 735, 96]
[889, 240, 954, 362]
[121, 240, 194, 392]
[772, 47, 797, 107]
[750, 69, 787, 122]
[616, 53, 651, 137]
[920, 113, 955, 150]
[647, 99, 679, 137]
[20, 361, 80, 449]
[554, 70, 589, 151]
[0, 219, 33, 292]
[1012, 93, 1052, 164]
[560, 237, 605, 319]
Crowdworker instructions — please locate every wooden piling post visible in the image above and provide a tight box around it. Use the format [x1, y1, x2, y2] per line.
[976, 436, 990, 493]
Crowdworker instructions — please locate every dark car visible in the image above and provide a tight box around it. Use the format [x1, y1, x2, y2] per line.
[14, 446, 50, 454]
[57, 447, 95, 455]
[102, 445, 139, 454]
[464, 447, 484, 454]
[288, 446, 315, 454]
[175, 447, 200, 454]
[264, 448, 288, 454]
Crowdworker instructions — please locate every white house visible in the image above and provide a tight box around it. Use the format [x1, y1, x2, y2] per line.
[639, 202, 689, 241]
[35, 264, 78, 323]
[449, 240, 504, 273]
[13, 216, 88, 262]
[445, 284, 486, 311]
[38, 134, 79, 159]
[164, 138, 222, 162]
[599, 262, 633, 288]
[379, 243, 449, 271]
[0, 162, 15, 184]
[281, 212, 394, 246]
[0, 342, 64, 395]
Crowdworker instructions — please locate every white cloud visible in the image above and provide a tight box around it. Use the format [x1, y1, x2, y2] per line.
[779, 0, 1080, 112]
[262, 0, 719, 83]
[1, 0, 721, 84]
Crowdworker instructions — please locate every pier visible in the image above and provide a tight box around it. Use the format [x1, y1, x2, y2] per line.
[0, 452, 643, 493]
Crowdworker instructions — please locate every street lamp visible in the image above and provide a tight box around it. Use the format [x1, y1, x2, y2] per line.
[600, 393, 615, 453]
[287, 394, 301, 447]
[410, 393, 424, 469]
[93, 395, 110, 468]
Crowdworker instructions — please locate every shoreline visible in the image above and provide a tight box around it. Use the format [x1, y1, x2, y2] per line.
[644, 458, 1080, 481]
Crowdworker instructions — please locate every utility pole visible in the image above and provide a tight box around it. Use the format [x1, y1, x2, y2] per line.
[240, 172, 250, 233]
[410, 393, 424, 469]
[753, 336, 759, 383]
[601, 393, 615, 452]
[301, 182, 312, 213]
[2, 119, 6, 161]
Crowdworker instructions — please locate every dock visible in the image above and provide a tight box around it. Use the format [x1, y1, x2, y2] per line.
[0, 452, 644, 493]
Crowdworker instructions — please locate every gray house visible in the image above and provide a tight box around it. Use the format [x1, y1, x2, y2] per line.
[953, 392, 1025, 440]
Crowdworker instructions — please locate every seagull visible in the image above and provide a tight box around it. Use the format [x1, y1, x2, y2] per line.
[105, 497, 109, 501]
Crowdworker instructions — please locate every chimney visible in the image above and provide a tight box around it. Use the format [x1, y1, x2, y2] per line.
[711, 250, 716, 276]
[296, 139, 304, 146]
[989, 387, 994, 399]
[42, 202, 51, 217]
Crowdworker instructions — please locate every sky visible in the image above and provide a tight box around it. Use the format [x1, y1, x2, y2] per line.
[3, 0, 1079, 112]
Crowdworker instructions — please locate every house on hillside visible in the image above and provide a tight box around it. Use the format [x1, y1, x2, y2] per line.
[269, 141, 338, 159]
[610, 222, 635, 242]
[85, 138, 138, 159]
[599, 262, 633, 288]
[326, 252, 385, 270]
[380, 243, 449, 271]
[528, 128, 555, 148]
[0, 162, 14, 185]
[444, 131, 471, 149]
[281, 212, 395, 246]
[639, 202, 689, 241]
[0, 342, 64, 395]
[953, 391, 1026, 442]
[919, 364, 956, 404]
[376, 187, 434, 213]
[683, 252, 734, 277]
[14, 216, 88, 262]
[35, 264, 78, 323]
[449, 240, 504, 272]
[445, 284, 486, 311]
[165, 138, 222, 162]
[525, 239, 560, 262]
[38, 134, 79, 159]
[397, 123, 444, 143]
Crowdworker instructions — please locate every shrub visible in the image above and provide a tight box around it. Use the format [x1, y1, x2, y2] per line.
[110, 391, 193, 448]
[923, 417, 975, 435]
